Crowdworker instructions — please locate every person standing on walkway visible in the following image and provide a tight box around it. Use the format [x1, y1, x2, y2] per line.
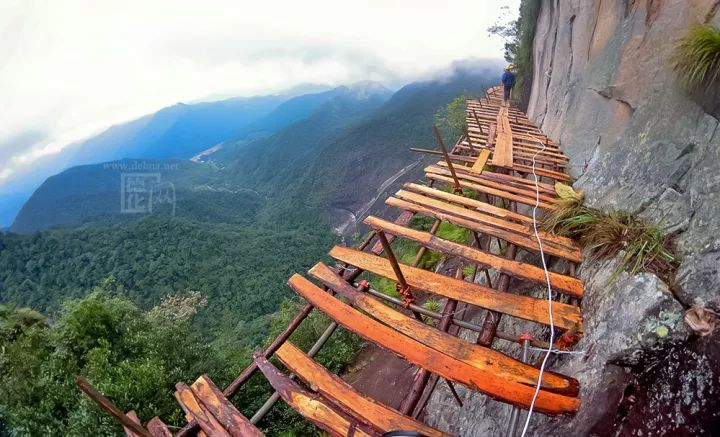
[502, 65, 516, 102]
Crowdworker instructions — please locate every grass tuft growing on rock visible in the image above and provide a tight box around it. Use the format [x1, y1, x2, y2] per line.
[672, 24, 720, 91]
[543, 199, 677, 282]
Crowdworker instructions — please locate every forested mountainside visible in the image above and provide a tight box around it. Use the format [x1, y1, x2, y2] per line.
[0, 63, 497, 434]
[0, 85, 333, 228]
[222, 66, 498, 234]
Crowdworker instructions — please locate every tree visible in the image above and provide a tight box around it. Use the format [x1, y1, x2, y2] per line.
[434, 95, 468, 142]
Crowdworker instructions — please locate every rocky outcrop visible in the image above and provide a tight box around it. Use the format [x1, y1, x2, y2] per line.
[424, 1, 720, 434]
[528, 0, 720, 310]
[529, 0, 720, 433]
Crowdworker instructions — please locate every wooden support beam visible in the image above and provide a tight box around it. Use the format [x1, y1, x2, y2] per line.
[254, 354, 376, 437]
[286, 273, 580, 414]
[328, 246, 582, 330]
[309, 262, 579, 395]
[274, 342, 450, 437]
[363, 216, 584, 297]
[190, 375, 264, 437]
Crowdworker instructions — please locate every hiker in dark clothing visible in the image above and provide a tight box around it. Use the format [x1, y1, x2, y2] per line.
[502, 65, 516, 102]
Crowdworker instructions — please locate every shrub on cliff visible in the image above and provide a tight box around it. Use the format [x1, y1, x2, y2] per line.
[672, 24, 720, 91]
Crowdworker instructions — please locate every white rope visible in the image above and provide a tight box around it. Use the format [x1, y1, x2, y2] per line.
[520, 134, 555, 437]
[527, 347, 585, 355]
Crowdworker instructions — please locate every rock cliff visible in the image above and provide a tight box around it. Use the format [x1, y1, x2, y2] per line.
[423, 1, 720, 435]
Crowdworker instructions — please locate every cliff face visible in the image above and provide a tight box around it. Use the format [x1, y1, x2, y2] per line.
[529, 0, 720, 310]
[422, 2, 720, 435]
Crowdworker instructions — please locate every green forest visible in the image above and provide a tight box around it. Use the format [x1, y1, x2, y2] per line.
[0, 281, 361, 436]
[0, 67, 492, 435]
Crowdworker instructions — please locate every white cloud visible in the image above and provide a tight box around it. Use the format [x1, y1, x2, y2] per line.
[0, 0, 518, 187]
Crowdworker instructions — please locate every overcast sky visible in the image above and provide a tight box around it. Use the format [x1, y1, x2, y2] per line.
[0, 0, 518, 188]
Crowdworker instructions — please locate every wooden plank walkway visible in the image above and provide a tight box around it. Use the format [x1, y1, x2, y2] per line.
[79, 85, 585, 436]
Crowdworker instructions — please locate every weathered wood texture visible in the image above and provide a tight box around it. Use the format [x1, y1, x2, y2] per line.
[363, 216, 584, 297]
[328, 246, 582, 331]
[286, 273, 580, 414]
[492, 105, 514, 167]
[190, 375, 264, 437]
[175, 383, 231, 437]
[275, 341, 450, 436]
[146, 417, 172, 437]
[254, 353, 376, 437]
[309, 262, 579, 395]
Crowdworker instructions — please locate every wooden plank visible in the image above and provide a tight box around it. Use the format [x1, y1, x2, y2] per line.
[510, 162, 572, 182]
[124, 411, 143, 437]
[457, 143, 569, 169]
[470, 148, 491, 174]
[274, 341, 451, 436]
[175, 383, 231, 437]
[386, 195, 582, 262]
[394, 188, 577, 252]
[394, 189, 534, 234]
[492, 106, 514, 167]
[253, 354, 376, 437]
[363, 216, 584, 297]
[438, 161, 558, 194]
[286, 273, 580, 414]
[428, 164, 561, 204]
[147, 417, 172, 437]
[190, 375, 264, 437]
[310, 262, 579, 395]
[425, 170, 557, 210]
[464, 133, 565, 157]
[328, 246, 582, 331]
[403, 182, 536, 225]
[463, 139, 567, 162]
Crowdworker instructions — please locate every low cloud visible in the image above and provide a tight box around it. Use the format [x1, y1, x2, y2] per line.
[0, 0, 518, 188]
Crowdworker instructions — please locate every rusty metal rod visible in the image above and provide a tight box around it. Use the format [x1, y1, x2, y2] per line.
[472, 109, 484, 135]
[506, 337, 531, 437]
[399, 269, 460, 415]
[464, 132, 477, 154]
[445, 379, 464, 407]
[376, 229, 423, 321]
[375, 230, 410, 291]
[77, 377, 153, 437]
[358, 286, 550, 349]
[251, 319, 341, 424]
[432, 125, 462, 193]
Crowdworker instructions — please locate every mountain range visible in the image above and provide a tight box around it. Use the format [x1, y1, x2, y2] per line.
[11, 64, 496, 234]
[1, 61, 498, 334]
